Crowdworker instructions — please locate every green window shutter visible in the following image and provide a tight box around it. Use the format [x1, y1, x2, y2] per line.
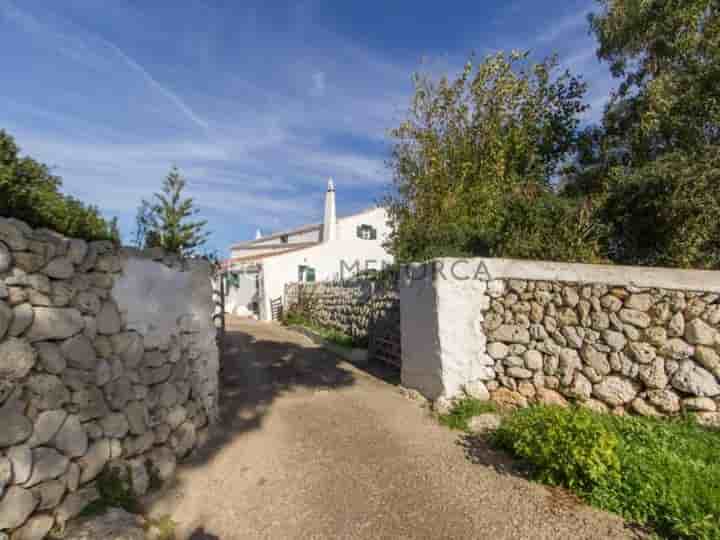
[370, 227, 377, 240]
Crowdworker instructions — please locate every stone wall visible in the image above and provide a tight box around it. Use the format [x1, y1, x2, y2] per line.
[285, 280, 398, 343]
[400, 258, 720, 426]
[0, 217, 219, 538]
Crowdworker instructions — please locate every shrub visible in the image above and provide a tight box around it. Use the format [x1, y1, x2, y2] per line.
[492, 406, 620, 491]
[438, 398, 497, 432]
[0, 130, 116, 241]
[493, 406, 720, 539]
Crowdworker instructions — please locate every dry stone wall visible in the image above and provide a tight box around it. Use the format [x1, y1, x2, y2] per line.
[0, 217, 219, 538]
[400, 258, 720, 427]
[285, 280, 399, 345]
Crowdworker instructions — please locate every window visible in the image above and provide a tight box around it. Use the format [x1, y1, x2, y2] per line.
[280, 235, 289, 243]
[298, 265, 316, 283]
[356, 224, 377, 240]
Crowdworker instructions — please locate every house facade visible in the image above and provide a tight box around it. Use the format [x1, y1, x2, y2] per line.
[223, 180, 394, 321]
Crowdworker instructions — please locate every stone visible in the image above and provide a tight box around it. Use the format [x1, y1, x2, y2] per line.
[100, 414, 130, 439]
[593, 376, 639, 406]
[111, 458, 149, 497]
[0, 219, 29, 251]
[467, 413, 502, 434]
[0, 411, 33, 448]
[0, 338, 37, 381]
[432, 396, 453, 415]
[83, 422, 103, 441]
[506, 367, 533, 379]
[93, 337, 113, 359]
[78, 439, 110, 484]
[590, 312, 610, 331]
[564, 372, 592, 400]
[24, 448, 69, 487]
[627, 342, 656, 365]
[695, 346, 720, 374]
[561, 287, 579, 307]
[671, 362, 720, 397]
[489, 324, 529, 344]
[535, 388, 568, 407]
[0, 457, 10, 497]
[644, 326, 667, 347]
[695, 412, 720, 428]
[140, 364, 171, 385]
[60, 335, 97, 371]
[523, 350, 543, 371]
[490, 388, 527, 409]
[25, 375, 69, 411]
[146, 447, 176, 484]
[685, 318, 717, 346]
[31, 480, 65, 510]
[62, 507, 144, 540]
[580, 398, 609, 414]
[95, 359, 111, 387]
[67, 239, 88, 265]
[54, 486, 99, 525]
[602, 330, 626, 352]
[0, 301, 11, 340]
[26, 308, 84, 343]
[581, 345, 611, 375]
[631, 398, 660, 417]
[668, 312, 685, 337]
[53, 415, 87, 458]
[111, 333, 143, 369]
[63, 462, 80, 492]
[122, 432, 154, 458]
[96, 301, 121, 335]
[7, 446, 32, 485]
[8, 304, 34, 338]
[661, 338, 694, 360]
[0, 242, 12, 273]
[561, 326, 583, 349]
[683, 397, 717, 412]
[625, 294, 653, 312]
[26, 410, 67, 448]
[41, 258, 74, 280]
[647, 389, 681, 413]
[638, 358, 668, 389]
[463, 381, 489, 401]
[104, 377, 134, 411]
[10, 513, 54, 540]
[619, 309, 650, 328]
[170, 421, 196, 458]
[0, 487, 37, 530]
[94, 255, 121, 274]
[74, 388, 109, 422]
[73, 291, 101, 315]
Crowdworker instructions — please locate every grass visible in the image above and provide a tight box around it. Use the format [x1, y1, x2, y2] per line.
[491, 405, 720, 540]
[438, 397, 498, 431]
[282, 311, 357, 349]
[144, 515, 178, 540]
[80, 466, 141, 517]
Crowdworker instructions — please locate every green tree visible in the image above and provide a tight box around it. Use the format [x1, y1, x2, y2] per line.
[134, 167, 209, 256]
[0, 129, 115, 241]
[563, 0, 720, 268]
[385, 51, 594, 262]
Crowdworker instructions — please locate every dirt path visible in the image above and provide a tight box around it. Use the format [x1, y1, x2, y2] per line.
[147, 316, 633, 540]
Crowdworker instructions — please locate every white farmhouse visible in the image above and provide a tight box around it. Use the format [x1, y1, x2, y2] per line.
[223, 180, 393, 321]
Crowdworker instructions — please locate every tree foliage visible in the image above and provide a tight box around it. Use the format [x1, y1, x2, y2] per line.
[0, 130, 116, 241]
[134, 167, 209, 256]
[385, 52, 594, 262]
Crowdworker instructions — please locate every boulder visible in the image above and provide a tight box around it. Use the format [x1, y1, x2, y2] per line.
[685, 318, 717, 346]
[96, 301, 121, 335]
[33, 342, 66, 374]
[67, 239, 88, 265]
[31, 479, 66, 510]
[682, 397, 717, 412]
[26, 308, 84, 342]
[671, 362, 720, 397]
[0, 219, 29, 251]
[7, 446, 33, 485]
[467, 413, 502, 434]
[42, 258, 74, 280]
[78, 439, 110, 484]
[618, 309, 650, 328]
[100, 413, 130, 439]
[535, 388, 569, 407]
[625, 294, 653, 312]
[0, 411, 33, 448]
[26, 410, 67, 448]
[647, 389, 681, 413]
[489, 325, 530, 344]
[463, 381, 489, 402]
[53, 415, 88, 458]
[60, 335, 97, 371]
[25, 375, 69, 410]
[638, 358, 668, 389]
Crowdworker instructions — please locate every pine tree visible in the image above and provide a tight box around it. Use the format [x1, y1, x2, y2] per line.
[134, 167, 209, 256]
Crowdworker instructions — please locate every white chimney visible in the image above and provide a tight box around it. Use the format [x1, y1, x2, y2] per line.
[255, 228, 262, 240]
[322, 178, 336, 243]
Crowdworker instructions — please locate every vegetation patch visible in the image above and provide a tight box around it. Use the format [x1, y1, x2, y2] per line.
[144, 515, 178, 540]
[283, 311, 357, 349]
[80, 467, 141, 517]
[492, 406, 720, 539]
[438, 398, 498, 432]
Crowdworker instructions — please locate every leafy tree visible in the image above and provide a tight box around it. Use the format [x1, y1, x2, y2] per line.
[134, 167, 209, 256]
[385, 51, 592, 262]
[561, 0, 720, 268]
[0, 129, 115, 241]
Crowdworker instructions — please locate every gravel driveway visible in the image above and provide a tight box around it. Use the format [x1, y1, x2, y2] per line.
[147, 316, 634, 540]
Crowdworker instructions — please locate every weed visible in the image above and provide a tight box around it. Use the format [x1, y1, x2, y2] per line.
[144, 515, 178, 540]
[438, 398, 498, 431]
[80, 466, 140, 517]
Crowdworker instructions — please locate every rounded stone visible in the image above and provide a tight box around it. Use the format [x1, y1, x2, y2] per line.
[60, 335, 97, 371]
[592, 376, 639, 406]
[0, 301, 12, 340]
[9, 304, 34, 338]
[24, 448, 69, 487]
[96, 301, 121, 335]
[0, 338, 37, 381]
[7, 445, 33, 485]
[42, 258, 74, 280]
[0, 411, 33, 448]
[53, 415, 88, 458]
[0, 487, 38, 530]
[26, 410, 68, 448]
[25, 375, 70, 411]
[33, 342, 66, 375]
[10, 513, 54, 540]
[0, 241, 12, 273]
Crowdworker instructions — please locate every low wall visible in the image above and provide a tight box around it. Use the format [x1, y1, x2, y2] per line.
[400, 258, 720, 425]
[0, 217, 219, 537]
[285, 280, 401, 366]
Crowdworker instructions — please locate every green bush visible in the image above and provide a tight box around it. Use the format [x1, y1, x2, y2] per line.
[493, 406, 720, 539]
[492, 406, 620, 491]
[0, 130, 116, 241]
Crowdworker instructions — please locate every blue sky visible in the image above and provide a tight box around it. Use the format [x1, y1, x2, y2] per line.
[0, 0, 615, 255]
